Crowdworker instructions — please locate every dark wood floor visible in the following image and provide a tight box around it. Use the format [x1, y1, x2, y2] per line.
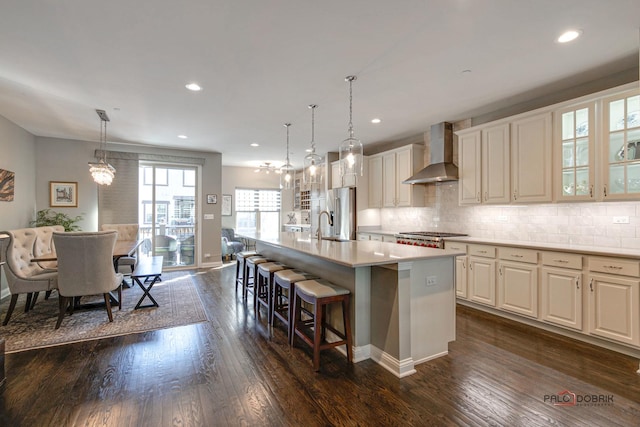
[1, 262, 639, 426]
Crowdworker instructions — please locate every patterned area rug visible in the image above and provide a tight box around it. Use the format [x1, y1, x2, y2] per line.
[0, 272, 207, 353]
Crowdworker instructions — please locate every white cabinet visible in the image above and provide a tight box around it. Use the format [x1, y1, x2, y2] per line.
[458, 130, 481, 204]
[587, 256, 640, 346]
[467, 245, 497, 307]
[357, 233, 370, 241]
[540, 252, 583, 331]
[446, 241, 468, 299]
[601, 89, 640, 200]
[554, 101, 596, 201]
[498, 247, 538, 318]
[511, 112, 553, 203]
[331, 161, 341, 189]
[368, 155, 383, 208]
[374, 144, 424, 208]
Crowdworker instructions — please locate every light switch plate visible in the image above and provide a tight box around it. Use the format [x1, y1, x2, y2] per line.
[613, 216, 629, 224]
[204, 213, 214, 220]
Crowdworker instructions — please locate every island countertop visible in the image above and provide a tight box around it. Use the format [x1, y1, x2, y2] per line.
[238, 231, 464, 268]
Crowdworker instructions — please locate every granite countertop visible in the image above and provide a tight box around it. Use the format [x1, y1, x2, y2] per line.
[445, 236, 640, 259]
[238, 231, 463, 268]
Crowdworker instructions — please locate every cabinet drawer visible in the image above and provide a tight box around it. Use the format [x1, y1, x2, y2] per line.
[445, 242, 466, 252]
[541, 251, 582, 269]
[589, 257, 640, 277]
[468, 244, 496, 258]
[499, 247, 538, 264]
[369, 234, 383, 242]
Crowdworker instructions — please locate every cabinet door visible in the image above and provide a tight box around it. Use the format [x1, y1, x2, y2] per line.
[382, 152, 397, 207]
[482, 123, 510, 203]
[511, 112, 553, 202]
[554, 102, 596, 201]
[588, 274, 640, 346]
[498, 261, 538, 318]
[602, 90, 640, 200]
[455, 256, 468, 298]
[357, 233, 370, 241]
[331, 161, 341, 189]
[368, 156, 383, 208]
[468, 256, 496, 306]
[458, 130, 482, 205]
[541, 267, 582, 331]
[395, 146, 413, 207]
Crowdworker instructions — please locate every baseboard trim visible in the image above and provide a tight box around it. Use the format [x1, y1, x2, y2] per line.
[370, 345, 416, 378]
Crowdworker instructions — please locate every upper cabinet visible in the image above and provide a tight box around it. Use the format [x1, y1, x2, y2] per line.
[369, 144, 424, 208]
[457, 82, 639, 206]
[458, 123, 510, 205]
[602, 90, 640, 200]
[554, 101, 596, 201]
[511, 112, 552, 203]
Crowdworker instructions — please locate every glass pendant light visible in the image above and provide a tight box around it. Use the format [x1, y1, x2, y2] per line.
[88, 109, 116, 185]
[303, 104, 323, 185]
[339, 75, 364, 181]
[280, 123, 295, 189]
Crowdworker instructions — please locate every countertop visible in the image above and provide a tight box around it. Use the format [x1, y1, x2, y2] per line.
[444, 236, 640, 259]
[239, 231, 463, 268]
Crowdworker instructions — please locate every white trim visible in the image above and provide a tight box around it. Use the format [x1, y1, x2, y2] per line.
[370, 345, 416, 378]
[413, 350, 449, 365]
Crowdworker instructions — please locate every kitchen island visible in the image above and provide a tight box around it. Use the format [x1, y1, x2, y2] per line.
[238, 231, 464, 377]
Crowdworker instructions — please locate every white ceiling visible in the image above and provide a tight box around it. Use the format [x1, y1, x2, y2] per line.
[0, 0, 639, 169]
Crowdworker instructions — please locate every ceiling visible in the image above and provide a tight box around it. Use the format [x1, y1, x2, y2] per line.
[0, 1, 639, 169]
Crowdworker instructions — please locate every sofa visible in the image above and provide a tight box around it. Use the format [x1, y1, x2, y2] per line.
[1, 226, 62, 325]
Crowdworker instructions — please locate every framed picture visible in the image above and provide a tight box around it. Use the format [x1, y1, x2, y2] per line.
[222, 194, 232, 216]
[0, 168, 15, 202]
[206, 194, 217, 204]
[50, 181, 78, 207]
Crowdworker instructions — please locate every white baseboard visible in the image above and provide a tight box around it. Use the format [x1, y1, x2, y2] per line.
[369, 345, 416, 378]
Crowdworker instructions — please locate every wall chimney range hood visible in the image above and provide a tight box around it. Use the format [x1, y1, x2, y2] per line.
[403, 121, 458, 184]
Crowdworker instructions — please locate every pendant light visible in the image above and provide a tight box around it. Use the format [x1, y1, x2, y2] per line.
[88, 109, 116, 185]
[303, 104, 323, 185]
[339, 75, 364, 181]
[280, 123, 295, 189]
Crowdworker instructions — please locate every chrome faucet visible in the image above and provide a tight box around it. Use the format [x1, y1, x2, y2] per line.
[316, 210, 333, 240]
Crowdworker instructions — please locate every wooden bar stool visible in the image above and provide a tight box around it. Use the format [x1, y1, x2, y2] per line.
[256, 262, 288, 322]
[243, 256, 269, 301]
[291, 279, 353, 371]
[235, 251, 259, 293]
[272, 269, 317, 340]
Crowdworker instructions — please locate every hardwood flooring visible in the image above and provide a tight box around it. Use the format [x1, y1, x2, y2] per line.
[1, 262, 639, 426]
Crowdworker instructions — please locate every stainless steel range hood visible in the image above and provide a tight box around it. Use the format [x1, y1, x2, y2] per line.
[403, 122, 458, 184]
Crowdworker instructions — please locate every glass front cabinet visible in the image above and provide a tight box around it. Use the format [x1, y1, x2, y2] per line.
[602, 90, 640, 200]
[554, 101, 596, 201]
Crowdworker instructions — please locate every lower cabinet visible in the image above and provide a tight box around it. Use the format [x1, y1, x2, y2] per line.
[467, 245, 497, 306]
[455, 256, 468, 298]
[498, 260, 538, 318]
[541, 267, 582, 331]
[588, 273, 640, 347]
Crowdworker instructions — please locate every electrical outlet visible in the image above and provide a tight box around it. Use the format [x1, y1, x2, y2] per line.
[497, 215, 508, 222]
[204, 253, 211, 257]
[613, 216, 630, 224]
[426, 276, 437, 287]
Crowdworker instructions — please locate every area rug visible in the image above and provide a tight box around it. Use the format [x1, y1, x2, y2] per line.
[0, 272, 208, 353]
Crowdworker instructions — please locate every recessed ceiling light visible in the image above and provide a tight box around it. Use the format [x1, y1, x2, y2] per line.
[178, 135, 188, 139]
[305, 148, 312, 153]
[250, 143, 260, 147]
[557, 30, 581, 43]
[185, 83, 202, 91]
[371, 118, 381, 124]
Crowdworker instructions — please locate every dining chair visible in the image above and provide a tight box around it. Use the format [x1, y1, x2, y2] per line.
[52, 231, 123, 329]
[100, 223, 139, 274]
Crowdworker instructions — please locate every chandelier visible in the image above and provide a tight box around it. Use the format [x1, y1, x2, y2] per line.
[280, 123, 295, 189]
[88, 109, 116, 185]
[254, 162, 277, 174]
[303, 104, 323, 185]
[339, 76, 364, 181]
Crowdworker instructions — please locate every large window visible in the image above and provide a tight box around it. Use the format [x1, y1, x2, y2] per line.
[235, 188, 281, 238]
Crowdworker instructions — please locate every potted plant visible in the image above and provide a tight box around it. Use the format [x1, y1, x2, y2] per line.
[30, 209, 84, 231]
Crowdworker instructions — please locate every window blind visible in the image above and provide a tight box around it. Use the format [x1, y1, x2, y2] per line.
[236, 189, 281, 212]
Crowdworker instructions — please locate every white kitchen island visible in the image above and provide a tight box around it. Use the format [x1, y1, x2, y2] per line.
[238, 231, 464, 377]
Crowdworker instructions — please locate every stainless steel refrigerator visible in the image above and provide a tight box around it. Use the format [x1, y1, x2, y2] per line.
[325, 186, 357, 241]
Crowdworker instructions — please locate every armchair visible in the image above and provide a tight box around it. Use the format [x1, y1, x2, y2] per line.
[179, 235, 195, 265]
[53, 231, 123, 329]
[221, 228, 244, 259]
[155, 235, 178, 265]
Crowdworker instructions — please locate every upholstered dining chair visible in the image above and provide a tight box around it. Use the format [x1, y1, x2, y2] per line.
[52, 231, 123, 329]
[100, 223, 139, 274]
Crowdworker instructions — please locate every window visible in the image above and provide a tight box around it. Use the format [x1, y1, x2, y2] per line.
[183, 169, 195, 187]
[235, 188, 281, 238]
[173, 196, 195, 224]
[143, 166, 168, 186]
[142, 201, 169, 224]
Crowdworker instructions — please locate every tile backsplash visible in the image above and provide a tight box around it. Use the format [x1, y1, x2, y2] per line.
[379, 182, 640, 249]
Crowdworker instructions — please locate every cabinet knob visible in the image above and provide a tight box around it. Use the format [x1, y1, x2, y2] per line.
[484, 191, 488, 202]
[513, 190, 517, 200]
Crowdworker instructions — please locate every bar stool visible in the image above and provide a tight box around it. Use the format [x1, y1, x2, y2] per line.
[243, 256, 269, 301]
[272, 269, 317, 340]
[291, 279, 353, 371]
[256, 262, 288, 321]
[235, 251, 259, 293]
